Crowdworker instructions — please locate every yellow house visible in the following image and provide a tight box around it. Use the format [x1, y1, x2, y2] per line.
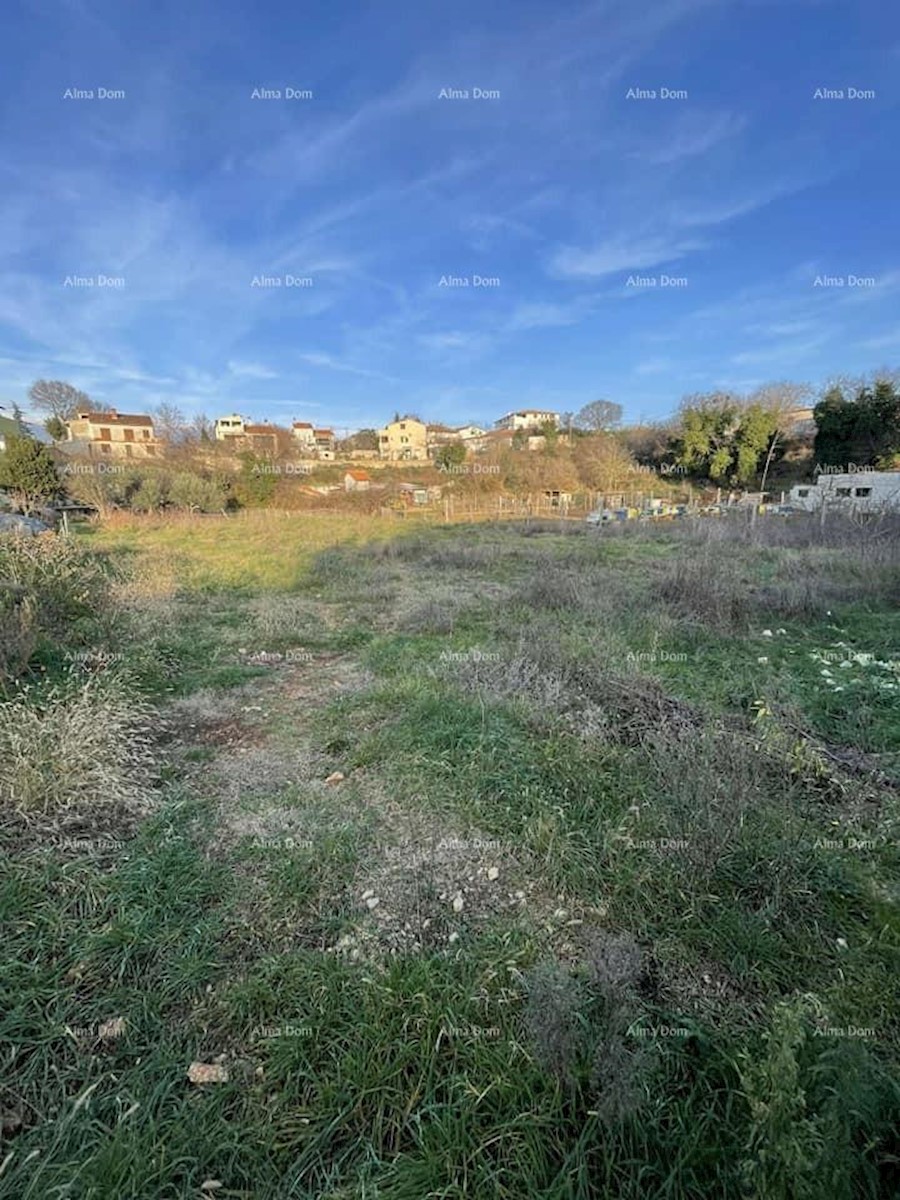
[378, 416, 427, 461]
[66, 409, 158, 459]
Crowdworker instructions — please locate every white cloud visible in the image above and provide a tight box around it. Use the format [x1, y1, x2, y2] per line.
[226, 360, 280, 380]
[632, 111, 747, 166]
[549, 235, 705, 279]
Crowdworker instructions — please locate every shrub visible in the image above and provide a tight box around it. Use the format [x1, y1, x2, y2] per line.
[0, 532, 111, 647]
[0, 582, 37, 681]
[0, 676, 156, 813]
[658, 552, 749, 631]
[0, 435, 60, 513]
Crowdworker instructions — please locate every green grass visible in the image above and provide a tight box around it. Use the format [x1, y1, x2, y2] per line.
[3, 516, 900, 1197]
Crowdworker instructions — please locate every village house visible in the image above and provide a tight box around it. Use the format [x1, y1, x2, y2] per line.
[426, 422, 488, 456]
[425, 423, 458, 452]
[242, 423, 282, 453]
[215, 414, 246, 440]
[494, 408, 560, 432]
[314, 429, 336, 460]
[789, 470, 900, 514]
[379, 416, 428, 461]
[291, 421, 317, 453]
[484, 427, 548, 452]
[214, 414, 289, 454]
[454, 424, 487, 451]
[66, 409, 158, 459]
[344, 469, 371, 492]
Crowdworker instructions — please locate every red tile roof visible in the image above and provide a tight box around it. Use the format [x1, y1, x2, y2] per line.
[81, 411, 153, 427]
[314, 429, 334, 438]
[292, 421, 313, 429]
[244, 424, 279, 436]
[345, 469, 370, 481]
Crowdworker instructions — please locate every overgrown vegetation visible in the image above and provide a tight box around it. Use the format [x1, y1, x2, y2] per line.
[1, 512, 898, 1197]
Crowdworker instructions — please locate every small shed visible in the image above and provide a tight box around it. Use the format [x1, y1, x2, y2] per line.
[344, 469, 371, 492]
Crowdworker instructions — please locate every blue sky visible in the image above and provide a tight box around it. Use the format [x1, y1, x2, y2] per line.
[1, 0, 898, 433]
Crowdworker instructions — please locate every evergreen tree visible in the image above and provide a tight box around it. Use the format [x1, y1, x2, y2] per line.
[0, 435, 60, 513]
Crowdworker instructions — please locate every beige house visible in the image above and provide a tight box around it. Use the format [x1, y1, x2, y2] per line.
[379, 416, 428, 461]
[314, 429, 336, 460]
[426, 423, 487, 456]
[242, 423, 282, 452]
[455, 424, 487, 450]
[215, 414, 246, 440]
[66, 409, 157, 459]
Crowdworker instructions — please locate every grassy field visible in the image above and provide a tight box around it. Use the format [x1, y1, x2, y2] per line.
[2, 511, 899, 1198]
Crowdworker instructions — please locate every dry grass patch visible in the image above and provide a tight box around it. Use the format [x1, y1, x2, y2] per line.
[0, 677, 156, 815]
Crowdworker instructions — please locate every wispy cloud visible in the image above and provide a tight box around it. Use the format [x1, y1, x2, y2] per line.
[227, 360, 280, 380]
[298, 352, 400, 383]
[549, 235, 705, 280]
[632, 111, 747, 165]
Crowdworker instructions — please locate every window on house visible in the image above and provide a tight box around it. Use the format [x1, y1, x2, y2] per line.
[100, 443, 111, 454]
[124, 428, 134, 441]
[143, 429, 150, 439]
[125, 445, 133, 458]
[855, 487, 872, 497]
[99, 427, 111, 440]
[798, 489, 809, 497]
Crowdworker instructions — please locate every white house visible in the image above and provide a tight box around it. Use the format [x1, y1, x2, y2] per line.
[292, 421, 317, 452]
[789, 471, 900, 514]
[494, 409, 559, 432]
[215, 414, 245, 440]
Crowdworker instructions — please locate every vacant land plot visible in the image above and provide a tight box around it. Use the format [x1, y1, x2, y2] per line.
[2, 512, 899, 1198]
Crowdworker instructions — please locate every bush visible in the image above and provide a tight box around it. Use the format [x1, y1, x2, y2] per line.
[0, 435, 59, 513]
[0, 582, 37, 681]
[0, 676, 156, 813]
[0, 532, 111, 650]
[658, 552, 749, 631]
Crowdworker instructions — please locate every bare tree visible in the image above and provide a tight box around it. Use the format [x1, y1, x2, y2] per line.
[28, 379, 92, 422]
[572, 434, 636, 490]
[151, 403, 188, 446]
[575, 399, 623, 432]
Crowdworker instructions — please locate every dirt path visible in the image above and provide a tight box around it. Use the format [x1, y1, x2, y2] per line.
[164, 643, 607, 967]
